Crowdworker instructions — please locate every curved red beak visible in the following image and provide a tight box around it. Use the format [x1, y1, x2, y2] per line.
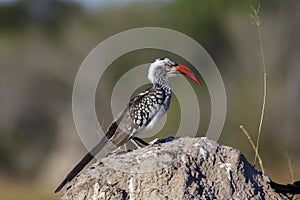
[176, 64, 202, 86]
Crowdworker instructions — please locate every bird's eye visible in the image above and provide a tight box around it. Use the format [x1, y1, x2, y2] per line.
[165, 64, 171, 69]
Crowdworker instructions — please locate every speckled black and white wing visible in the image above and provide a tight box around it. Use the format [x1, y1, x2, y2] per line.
[106, 85, 172, 148]
[129, 86, 172, 130]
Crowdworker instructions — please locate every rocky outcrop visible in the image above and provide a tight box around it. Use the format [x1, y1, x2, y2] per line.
[60, 137, 287, 200]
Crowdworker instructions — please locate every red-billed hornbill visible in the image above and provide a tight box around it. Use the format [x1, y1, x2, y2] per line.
[55, 58, 201, 193]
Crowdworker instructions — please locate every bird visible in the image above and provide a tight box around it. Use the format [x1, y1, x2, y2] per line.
[55, 58, 201, 193]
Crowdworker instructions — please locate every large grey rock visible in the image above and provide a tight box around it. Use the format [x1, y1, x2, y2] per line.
[60, 137, 287, 200]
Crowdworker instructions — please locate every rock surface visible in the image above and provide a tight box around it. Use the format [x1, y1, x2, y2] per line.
[60, 137, 287, 200]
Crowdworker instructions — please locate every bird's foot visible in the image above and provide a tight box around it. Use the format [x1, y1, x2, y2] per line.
[130, 136, 176, 150]
[131, 137, 149, 148]
[150, 136, 175, 145]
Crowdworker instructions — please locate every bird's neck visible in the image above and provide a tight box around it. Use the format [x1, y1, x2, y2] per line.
[152, 75, 171, 89]
[153, 76, 172, 111]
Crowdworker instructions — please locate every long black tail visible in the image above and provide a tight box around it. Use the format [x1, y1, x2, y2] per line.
[54, 136, 109, 193]
[270, 180, 300, 195]
[55, 109, 129, 193]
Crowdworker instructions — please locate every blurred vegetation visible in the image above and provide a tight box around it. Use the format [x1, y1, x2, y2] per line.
[0, 0, 299, 199]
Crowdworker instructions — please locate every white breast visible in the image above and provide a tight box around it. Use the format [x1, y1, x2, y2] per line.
[144, 107, 166, 131]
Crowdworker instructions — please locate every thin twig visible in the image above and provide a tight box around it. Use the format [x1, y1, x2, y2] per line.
[284, 150, 294, 183]
[240, 125, 265, 174]
[251, 4, 267, 166]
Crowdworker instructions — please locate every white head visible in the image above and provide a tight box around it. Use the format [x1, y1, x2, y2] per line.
[147, 58, 202, 86]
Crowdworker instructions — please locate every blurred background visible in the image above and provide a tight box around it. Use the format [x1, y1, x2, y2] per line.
[0, 0, 299, 199]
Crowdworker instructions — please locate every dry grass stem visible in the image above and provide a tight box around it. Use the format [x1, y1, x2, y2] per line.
[284, 150, 295, 183]
[251, 4, 268, 166]
[240, 125, 265, 174]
